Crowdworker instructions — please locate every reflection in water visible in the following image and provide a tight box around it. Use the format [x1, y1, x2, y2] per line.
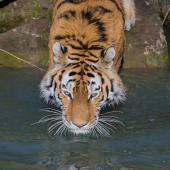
[0, 68, 170, 170]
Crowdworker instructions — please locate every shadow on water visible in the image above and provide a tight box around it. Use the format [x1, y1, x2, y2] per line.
[0, 67, 170, 170]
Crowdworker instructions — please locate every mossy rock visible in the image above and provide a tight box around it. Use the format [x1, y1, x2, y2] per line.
[0, 50, 26, 68]
[0, 0, 56, 33]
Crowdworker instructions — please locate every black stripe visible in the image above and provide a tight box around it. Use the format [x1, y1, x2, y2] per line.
[88, 45, 103, 50]
[87, 73, 95, 78]
[94, 6, 112, 14]
[88, 51, 98, 58]
[55, 35, 65, 40]
[84, 64, 89, 71]
[92, 19, 107, 42]
[101, 49, 105, 57]
[76, 39, 88, 49]
[57, 0, 86, 10]
[92, 20, 107, 42]
[71, 52, 97, 60]
[58, 10, 76, 20]
[61, 46, 68, 54]
[81, 9, 107, 42]
[59, 74, 63, 81]
[90, 65, 97, 71]
[85, 58, 99, 63]
[69, 71, 77, 76]
[95, 86, 100, 91]
[68, 93, 73, 100]
[46, 74, 56, 89]
[99, 95, 104, 103]
[66, 79, 76, 85]
[110, 80, 114, 92]
[54, 82, 57, 91]
[68, 56, 80, 60]
[61, 69, 66, 73]
[98, 72, 105, 84]
[81, 9, 93, 21]
[72, 64, 81, 69]
[67, 44, 82, 50]
[70, 53, 85, 57]
[66, 63, 77, 67]
[106, 86, 109, 97]
[55, 34, 76, 41]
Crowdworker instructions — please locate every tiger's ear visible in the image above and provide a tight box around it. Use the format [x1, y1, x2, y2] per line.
[53, 42, 62, 65]
[104, 47, 116, 63]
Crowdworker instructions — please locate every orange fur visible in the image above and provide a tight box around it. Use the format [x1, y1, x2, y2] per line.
[40, 0, 135, 134]
[49, 0, 125, 71]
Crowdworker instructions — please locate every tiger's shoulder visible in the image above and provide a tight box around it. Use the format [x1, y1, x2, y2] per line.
[49, 0, 135, 71]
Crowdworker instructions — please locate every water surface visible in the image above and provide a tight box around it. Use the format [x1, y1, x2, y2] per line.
[0, 68, 170, 170]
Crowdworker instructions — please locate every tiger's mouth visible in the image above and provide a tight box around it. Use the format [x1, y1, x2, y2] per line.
[61, 113, 98, 135]
[62, 111, 98, 135]
[37, 107, 124, 137]
[68, 126, 92, 135]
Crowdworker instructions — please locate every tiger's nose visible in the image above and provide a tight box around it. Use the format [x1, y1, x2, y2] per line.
[72, 121, 88, 128]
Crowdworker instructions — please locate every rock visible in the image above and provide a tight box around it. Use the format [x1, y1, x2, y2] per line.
[0, 0, 55, 33]
[0, 18, 50, 67]
[124, 0, 169, 68]
[0, 0, 169, 68]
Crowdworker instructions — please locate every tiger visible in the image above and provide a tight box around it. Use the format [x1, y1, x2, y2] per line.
[40, 0, 136, 135]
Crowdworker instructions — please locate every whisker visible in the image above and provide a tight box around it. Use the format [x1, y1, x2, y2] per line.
[100, 118, 125, 126]
[54, 124, 65, 136]
[60, 125, 67, 136]
[31, 116, 61, 126]
[39, 114, 61, 120]
[93, 126, 100, 138]
[48, 124, 58, 134]
[41, 108, 62, 113]
[97, 122, 111, 137]
[102, 110, 124, 115]
[95, 123, 105, 137]
[48, 124, 62, 135]
[99, 119, 118, 130]
[100, 122, 115, 133]
[48, 120, 63, 133]
[90, 126, 97, 138]
[39, 116, 62, 123]
[100, 115, 119, 119]
[40, 109, 62, 115]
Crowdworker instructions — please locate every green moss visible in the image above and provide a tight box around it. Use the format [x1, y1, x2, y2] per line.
[0, 51, 27, 68]
[36, 50, 49, 66]
[0, 9, 24, 32]
[32, 0, 43, 18]
[146, 51, 169, 68]
[0, 49, 49, 68]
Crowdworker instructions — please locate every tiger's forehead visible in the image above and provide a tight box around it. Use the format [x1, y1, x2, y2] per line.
[60, 63, 102, 84]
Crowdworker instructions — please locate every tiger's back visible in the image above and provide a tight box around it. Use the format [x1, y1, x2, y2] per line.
[49, 0, 126, 71]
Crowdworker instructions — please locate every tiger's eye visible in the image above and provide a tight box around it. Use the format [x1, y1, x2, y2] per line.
[91, 93, 98, 98]
[63, 91, 70, 96]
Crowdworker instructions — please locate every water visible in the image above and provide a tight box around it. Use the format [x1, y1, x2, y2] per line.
[0, 68, 170, 170]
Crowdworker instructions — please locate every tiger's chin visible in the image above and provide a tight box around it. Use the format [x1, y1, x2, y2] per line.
[63, 118, 96, 135]
[70, 128, 91, 135]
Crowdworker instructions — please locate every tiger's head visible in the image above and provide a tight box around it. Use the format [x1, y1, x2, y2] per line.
[40, 42, 126, 135]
